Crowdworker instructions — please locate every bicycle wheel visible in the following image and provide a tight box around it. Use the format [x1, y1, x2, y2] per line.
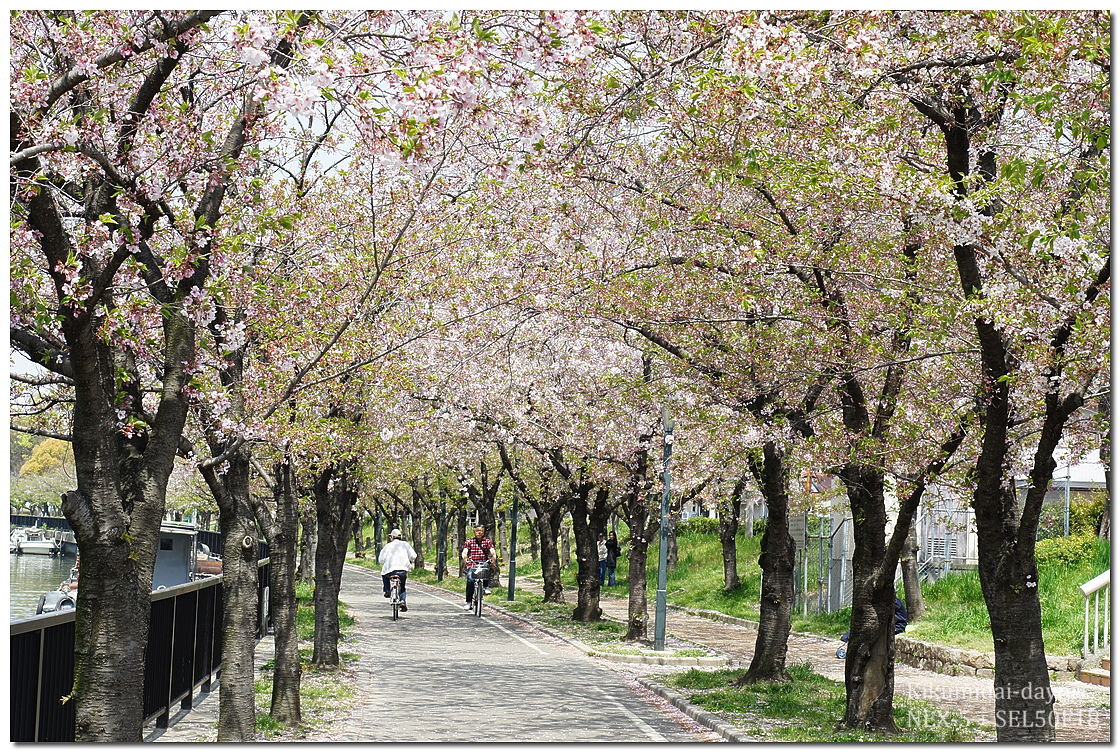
[391, 584, 400, 621]
[473, 580, 482, 616]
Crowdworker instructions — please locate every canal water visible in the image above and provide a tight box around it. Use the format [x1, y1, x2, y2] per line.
[10, 551, 76, 620]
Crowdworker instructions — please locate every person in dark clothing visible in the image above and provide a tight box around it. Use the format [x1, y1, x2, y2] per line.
[836, 596, 907, 658]
[604, 532, 621, 587]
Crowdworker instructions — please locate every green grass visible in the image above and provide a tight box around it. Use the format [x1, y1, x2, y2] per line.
[254, 582, 358, 738]
[667, 664, 986, 742]
[905, 538, 1110, 654]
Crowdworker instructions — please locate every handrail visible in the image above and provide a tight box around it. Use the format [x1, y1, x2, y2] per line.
[1080, 569, 1110, 658]
[1079, 569, 1110, 596]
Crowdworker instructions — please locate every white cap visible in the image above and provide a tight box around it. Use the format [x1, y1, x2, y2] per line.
[389, 528, 402, 538]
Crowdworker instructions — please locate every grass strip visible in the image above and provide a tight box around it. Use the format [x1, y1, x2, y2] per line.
[666, 663, 989, 742]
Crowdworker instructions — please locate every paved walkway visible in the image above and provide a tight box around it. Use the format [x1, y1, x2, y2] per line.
[531, 580, 1110, 742]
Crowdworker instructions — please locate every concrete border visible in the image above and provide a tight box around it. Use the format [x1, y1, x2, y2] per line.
[636, 677, 753, 743]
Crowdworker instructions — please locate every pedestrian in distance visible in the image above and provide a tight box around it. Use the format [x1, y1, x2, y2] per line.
[604, 531, 621, 587]
[836, 596, 908, 659]
[461, 525, 497, 609]
[597, 532, 609, 586]
[379, 528, 417, 612]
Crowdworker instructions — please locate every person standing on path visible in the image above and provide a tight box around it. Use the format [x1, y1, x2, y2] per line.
[379, 528, 417, 612]
[604, 532, 621, 587]
[461, 525, 497, 608]
[597, 532, 609, 586]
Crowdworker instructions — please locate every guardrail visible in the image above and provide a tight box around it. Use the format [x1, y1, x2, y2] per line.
[1079, 569, 1110, 659]
[10, 560, 270, 742]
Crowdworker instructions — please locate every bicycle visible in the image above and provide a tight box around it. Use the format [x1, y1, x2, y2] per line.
[388, 573, 403, 620]
[469, 562, 492, 617]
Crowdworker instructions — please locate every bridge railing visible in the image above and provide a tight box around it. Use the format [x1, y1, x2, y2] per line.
[9, 559, 270, 742]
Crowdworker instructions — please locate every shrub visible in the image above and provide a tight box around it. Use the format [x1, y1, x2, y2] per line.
[752, 518, 768, 537]
[1070, 492, 1106, 536]
[1035, 533, 1097, 568]
[678, 516, 719, 535]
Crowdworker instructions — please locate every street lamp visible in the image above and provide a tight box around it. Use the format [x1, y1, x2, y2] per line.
[654, 407, 674, 652]
[507, 453, 520, 601]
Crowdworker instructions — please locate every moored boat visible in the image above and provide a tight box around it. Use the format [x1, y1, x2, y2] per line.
[36, 522, 223, 614]
[15, 529, 60, 556]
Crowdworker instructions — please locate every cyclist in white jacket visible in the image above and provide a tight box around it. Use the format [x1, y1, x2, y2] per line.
[379, 528, 417, 612]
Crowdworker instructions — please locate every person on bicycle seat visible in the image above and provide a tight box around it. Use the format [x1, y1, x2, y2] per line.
[461, 525, 497, 609]
[379, 528, 417, 612]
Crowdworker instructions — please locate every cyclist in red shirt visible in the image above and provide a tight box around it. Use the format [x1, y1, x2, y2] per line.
[461, 525, 497, 608]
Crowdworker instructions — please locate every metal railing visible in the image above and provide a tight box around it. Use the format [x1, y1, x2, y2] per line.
[1079, 569, 1110, 659]
[10, 559, 270, 742]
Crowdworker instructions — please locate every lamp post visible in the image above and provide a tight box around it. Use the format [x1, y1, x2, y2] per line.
[436, 487, 448, 582]
[654, 407, 674, 652]
[507, 471, 519, 601]
[1063, 465, 1071, 538]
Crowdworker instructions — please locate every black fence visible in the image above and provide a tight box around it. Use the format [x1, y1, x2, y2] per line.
[10, 560, 270, 742]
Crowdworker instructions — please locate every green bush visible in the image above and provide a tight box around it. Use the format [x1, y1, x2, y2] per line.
[752, 518, 767, 537]
[1070, 493, 1105, 536]
[678, 516, 719, 535]
[1035, 533, 1097, 568]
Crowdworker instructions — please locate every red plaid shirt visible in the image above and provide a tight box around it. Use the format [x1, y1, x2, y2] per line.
[463, 536, 495, 566]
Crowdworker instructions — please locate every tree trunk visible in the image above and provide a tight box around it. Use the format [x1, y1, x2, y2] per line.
[410, 482, 425, 570]
[351, 507, 365, 559]
[1099, 393, 1111, 540]
[536, 504, 566, 603]
[528, 517, 539, 561]
[268, 459, 301, 724]
[560, 520, 571, 569]
[736, 443, 794, 685]
[568, 486, 609, 622]
[623, 497, 657, 642]
[296, 502, 317, 585]
[312, 466, 354, 667]
[838, 464, 897, 732]
[211, 450, 260, 740]
[455, 506, 467, 576]
[900, 525, 925, 622]
[719, 476, 747, 593]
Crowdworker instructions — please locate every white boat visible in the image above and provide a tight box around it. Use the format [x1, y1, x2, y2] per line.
[10, 528, 27, 553]
[15, 529, 60, 556]
[37, 522, 223, 614]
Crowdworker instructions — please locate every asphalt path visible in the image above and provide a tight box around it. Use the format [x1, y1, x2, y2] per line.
[337, 564, 707, 742]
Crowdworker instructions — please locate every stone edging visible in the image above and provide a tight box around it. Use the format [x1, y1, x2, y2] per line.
[894, 636, 1086, 680]
[636, 677, 753, 743]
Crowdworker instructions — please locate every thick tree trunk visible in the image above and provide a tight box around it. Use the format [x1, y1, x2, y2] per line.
[569, 487, 609, 622]
[312, 467, 354, 667]
[535, 503, 566, 603]
[838, 464, 897, 732]
[63, 490, 153, 741]
[900, 526, 925, 622]
[213, 451, 259, 740]
[736, 443, 794, 685]
[268, 460, 301, 724]
[528, 516, 539, 561]
[560, 520, 571, 569]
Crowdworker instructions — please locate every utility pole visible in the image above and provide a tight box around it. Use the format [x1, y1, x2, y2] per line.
[507, 467, 519, 601]
[654, 407, 674, 652]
